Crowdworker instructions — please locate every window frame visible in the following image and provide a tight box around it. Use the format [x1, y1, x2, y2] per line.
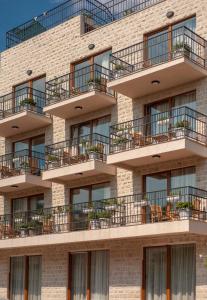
[11, 193, 44, 214]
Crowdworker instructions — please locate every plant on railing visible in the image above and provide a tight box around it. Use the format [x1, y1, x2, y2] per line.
[172, 41, 191, 58]
[88, 210, 100, 230]
[112, 136, 128, 151]
[97, 210, 112, 229]
[47, 154, 59, 169]
[176, 201, 193, 220]
[104, 198, 118, 211]
[20, 98, 36, 107]
[86, 145, 102, 160]
[28, 220, 42, 236]
[113, 63, 125, 79]
[87, 78, 102, 91]
[173, 120, 190, 138]
[82, 202, 95, 214]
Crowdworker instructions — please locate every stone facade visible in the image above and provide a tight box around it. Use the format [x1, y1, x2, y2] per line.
[0, 0, 207, 298]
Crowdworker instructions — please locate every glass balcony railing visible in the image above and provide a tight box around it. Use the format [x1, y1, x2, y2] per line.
[110, 26, 207, 80]
[0, 186, 206, 240]
[109, 106, 207, 153]
[45, 133, 109, 170]
[6, 0, 164, 49]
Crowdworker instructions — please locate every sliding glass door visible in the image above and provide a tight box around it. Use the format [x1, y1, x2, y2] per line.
[10, 256, 42, 300]
[145, 244, 195, 300]
[70, 250, 109, 300]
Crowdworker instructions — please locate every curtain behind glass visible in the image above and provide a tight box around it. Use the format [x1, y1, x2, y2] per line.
[91, 250, 109, 300]
[71, 253, 87, 300]
[171, 244, 196, 300]
[28, 256, 42, 300]
[171, 167, 196, 189]
[146, 247, 167, 300]
[11, 256, 25, 300]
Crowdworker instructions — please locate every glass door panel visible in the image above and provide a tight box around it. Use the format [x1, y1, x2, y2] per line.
[146, 247, 167, 300]
[28, 256, 42, 300]
[14, 82, 29, 112]
[30, 195, 44, 211]
[74, 60, 91, 93]
[33, 77, 46, 113]
[92, 183, 111, 201]
[147, 101, 170, 137]
[71, 188, 90, 230]
[71, 253, 88, 300]
[10, 256, 25, 300]
[79, 123, 91, 155]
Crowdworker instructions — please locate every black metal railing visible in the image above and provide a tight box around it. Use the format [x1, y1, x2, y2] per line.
[0, 186, 206, 239]
[109, 106, 207, 153]
[45, 63, 115, 106]
[0, 150, 45, 178]
[0, 87, 47, 119]
[45, 133, 109, 169]
[6, 0, 164, 49]
[110, 26, 207, 80]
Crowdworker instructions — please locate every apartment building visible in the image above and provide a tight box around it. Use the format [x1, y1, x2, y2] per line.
[0, 0, 207, 299]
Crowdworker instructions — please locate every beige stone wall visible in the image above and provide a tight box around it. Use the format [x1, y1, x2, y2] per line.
[0, 235, 206, 300]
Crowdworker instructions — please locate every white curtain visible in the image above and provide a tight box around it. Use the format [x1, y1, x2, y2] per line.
[28, 256, 42, 300]
[71, 253, 87, 300]
[146, 247, 167, 300]
[171, 167, 196, 189]
[91, 250, 109, 300]
[11, 256, 25, 300]
[171, 244, 195, 300]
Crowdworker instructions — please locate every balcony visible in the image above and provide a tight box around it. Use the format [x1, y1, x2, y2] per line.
[108, 27, 207, 98]
[42, 133, 116, 182]
[44, 64, 116, 119]
[0, 150, 50, 193]
[0, 186, 207, 249]
[0, 88, 51, 137]
[107, 106, 207, 168]
[6, 0, 163, 49]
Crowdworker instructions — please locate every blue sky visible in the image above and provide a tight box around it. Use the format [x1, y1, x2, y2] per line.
[0, 0, 65, 51]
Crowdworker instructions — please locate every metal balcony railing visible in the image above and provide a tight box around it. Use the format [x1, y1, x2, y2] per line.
[0, 186, 206, 239]
[6, 0, 164, 49]
[109, 106, 207, 154]
[45, 64, 115, 106]
[0, 87, 47, 119]
[0, 150, 45, 178]
[110, 26, 207, 80]
[45, 133, 109, 170]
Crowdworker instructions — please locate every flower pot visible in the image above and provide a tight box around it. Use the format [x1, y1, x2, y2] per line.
[114, 70, 123, 79]
[20, 229, 28, 237]
[175, 128, 185, 138]
[172, 49, 183, 59]
[179, 208, 191, 220]
[89, 152, 99, 160]
[90, 219, 100, 230]
[99, 218, 110, 229]
[105, 204, 117, 211]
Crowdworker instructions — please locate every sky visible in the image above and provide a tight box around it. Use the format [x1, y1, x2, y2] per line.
[0, 0, 65, 51]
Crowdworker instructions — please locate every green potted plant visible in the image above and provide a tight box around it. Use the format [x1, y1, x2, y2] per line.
[82, 203, 95, 214]
[86, 145, 101, 160]
[172, 41, 191, 59]
[157, 115, 170, 126]
[18, 223, 29, 237]
[113, 63, 125, 79]
[112, 136, 128, 152]
[173, 120, 190, 138]
[47, 154, 59, 169]
[87, 78, 102, 91]
[104, 198, 118, 211]
[88, 210, 100, 230]
[176, 201, 193, 219]
[167, 191, 180, 202]
[98, 210, 112, 229]
[20, 98, 36, 110]
[20, 161, 30, 173]
[28, 220, 42, 236]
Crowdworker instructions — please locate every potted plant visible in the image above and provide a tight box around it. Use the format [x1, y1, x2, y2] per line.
[42, 214, 54, 233]
[88, 211, 100, 230]
[20, 98, 36, 111]
[172, 42, 191, 59]
[104, 198, 118, 211]
[28, 220, 42, 236]
[47, 154, 59, 169]
[86, 145, 101, 160]
[98, 210, 112, 229]
[87, 78, 102, 91]
[167, 191, 180, 202]
[157, 115, 170, 126]
[55, 206, 70, 232]
[19, 223, 29, 237]
[112, 136, 128, 152]
[20, 161, 30, 173]
[176, 201, 193, 220]
[113, 63, 125, 79]
[173, 120, 190, 138]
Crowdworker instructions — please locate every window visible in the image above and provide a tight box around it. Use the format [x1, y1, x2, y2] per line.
[70, 183, 110, 230]
[10, 255, 42, 300]
[69, 250, 109, 300]
[12, 194, 44, 215]
[14, 135, 45, 154]
[145, 16, 196, 65]
[144, 244, 195, 300]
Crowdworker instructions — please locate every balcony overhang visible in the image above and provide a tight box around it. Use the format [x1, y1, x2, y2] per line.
[42, 160, 116, 183]
[107, 138, 207, 168]
[0, 174, 51, 194]
[43, 91, 116, 119]
[0, 111, 52, 137]
[108, 58, 207, 98]
[0, 220, 206, 250]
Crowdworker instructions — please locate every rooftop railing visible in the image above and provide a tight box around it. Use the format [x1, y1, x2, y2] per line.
[0, 150, 45, 178]
[45, 133, 109, 170]
[0, 87, 47, 119]
[109, 106, 207, 154]
[110, 26, 207, 80]
[45, 63, 115, 106]
[0, 186, 206, 239]
[6, 0, 164, 49]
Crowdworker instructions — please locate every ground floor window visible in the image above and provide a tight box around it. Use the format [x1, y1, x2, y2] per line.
[144, 244, 196, 300]
[69, 250, 109, 300]
[10, 255, 42, 300]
